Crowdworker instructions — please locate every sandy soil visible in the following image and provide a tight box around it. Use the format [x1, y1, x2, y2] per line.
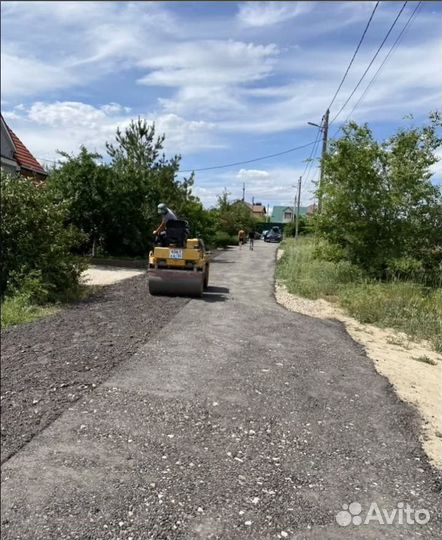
[81, 265, 145, 286]
[275, 281, 441, 469]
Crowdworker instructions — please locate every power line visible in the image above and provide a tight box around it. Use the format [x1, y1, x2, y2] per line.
[328, 1, 380, 110]
[302, 129, 322, 186]
[331, 0, 422, 138]
[342, 1, 422, 127]
[301, 125, 322, 178]
[330, 1, 409, 126]
[178, 140, 318, 173]
[38, 140, 318, 173]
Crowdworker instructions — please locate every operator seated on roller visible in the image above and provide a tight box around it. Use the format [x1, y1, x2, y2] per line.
[153, 203, 178, 246]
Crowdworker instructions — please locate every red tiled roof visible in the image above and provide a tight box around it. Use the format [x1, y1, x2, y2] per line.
[3, 119, 47, 176]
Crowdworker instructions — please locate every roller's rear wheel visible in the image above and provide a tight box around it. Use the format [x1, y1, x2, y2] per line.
[148, 272, 204, 297]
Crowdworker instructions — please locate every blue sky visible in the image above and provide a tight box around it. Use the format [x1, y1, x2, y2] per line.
[1, 1, 440, 208]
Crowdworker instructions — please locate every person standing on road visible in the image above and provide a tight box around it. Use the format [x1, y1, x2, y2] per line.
[248, 229, 255, 250]
[238, 228, 245, 249]
[153, 203, 178, 246]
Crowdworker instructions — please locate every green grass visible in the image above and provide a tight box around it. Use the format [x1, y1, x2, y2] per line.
[1, 284, 101, 329]
[277, 237, 364, 300]
[277, 237, 441, 351]
[1, 294, 60, 328]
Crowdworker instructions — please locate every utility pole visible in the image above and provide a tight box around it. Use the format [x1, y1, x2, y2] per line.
[242, 182, 245, 202]
[292, 191, 296, 223]
[318, 108, 329, 213]
[295, 176, 302, 240]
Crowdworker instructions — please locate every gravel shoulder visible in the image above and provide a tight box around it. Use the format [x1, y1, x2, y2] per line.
[1, 274, 188, 462]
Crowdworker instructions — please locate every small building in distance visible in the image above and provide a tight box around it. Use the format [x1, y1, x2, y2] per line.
[244, 201, 267, 220]
[270, 204, 316, 223]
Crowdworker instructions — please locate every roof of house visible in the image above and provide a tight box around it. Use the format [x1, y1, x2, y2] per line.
[244, 201, 267, 214]
[270, 205, 308, 222]
[1, 116, 47, 176]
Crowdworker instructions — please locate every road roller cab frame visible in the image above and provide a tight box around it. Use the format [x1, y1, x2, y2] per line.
[148, 220, 210, 297]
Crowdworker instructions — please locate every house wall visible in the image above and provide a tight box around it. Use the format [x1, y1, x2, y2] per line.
[1, 123, 15, 160]
[0, 160, 18, 175]
[1, 121, 19, 175]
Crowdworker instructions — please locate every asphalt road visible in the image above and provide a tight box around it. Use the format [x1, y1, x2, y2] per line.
[1, 242, 441, 540]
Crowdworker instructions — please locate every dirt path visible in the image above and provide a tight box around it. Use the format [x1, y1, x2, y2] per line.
[81, 265, 145, 286]
[1, 243, 441, 539]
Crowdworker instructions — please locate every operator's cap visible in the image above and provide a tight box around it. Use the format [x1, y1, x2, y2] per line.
[157, 203, 167, 214]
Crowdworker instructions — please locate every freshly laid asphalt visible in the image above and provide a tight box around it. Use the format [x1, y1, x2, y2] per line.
[1, 242, 441, 539]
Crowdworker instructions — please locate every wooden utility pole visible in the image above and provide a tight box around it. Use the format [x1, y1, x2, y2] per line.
[318, 108, 329, 213]
[242, 182, 245, 202]
[292, 191, 296, 223]
[295, 176, 302, 239]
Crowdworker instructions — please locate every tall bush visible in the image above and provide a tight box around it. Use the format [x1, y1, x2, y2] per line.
[1, 173, 86, 301]
[315, 113, 441, 283]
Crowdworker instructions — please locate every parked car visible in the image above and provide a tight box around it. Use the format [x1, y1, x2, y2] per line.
[264, 228, 282, 243]
[261, 229, 269, 240]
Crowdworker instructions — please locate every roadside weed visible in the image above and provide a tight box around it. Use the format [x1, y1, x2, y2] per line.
[277, 238, 441, 352]
[413, 355, 438, 366]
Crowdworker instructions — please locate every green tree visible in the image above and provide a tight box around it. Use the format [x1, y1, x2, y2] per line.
[283, 216, 309, 237]
[49, 146, 112, 254]
[49, 119, 201, 257]
[214, 190, 257, 237]
[104, 118, 195, 255]
[315, 113, 441, 282]
[1, 173, 86, 301]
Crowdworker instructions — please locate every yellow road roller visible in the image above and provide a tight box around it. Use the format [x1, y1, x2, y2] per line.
[148, 220, 210, 297]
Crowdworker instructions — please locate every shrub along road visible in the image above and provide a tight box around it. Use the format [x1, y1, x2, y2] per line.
[1, 243, 441, 539]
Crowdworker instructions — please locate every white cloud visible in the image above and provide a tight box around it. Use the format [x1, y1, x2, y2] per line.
[217, 37, 442, 134]
[0, 53, 78, 98]
[237, 169, 270, 179]
[3, 0, 438, 136]
[152, 113, 221, 154]
[237, 1, 313, 27]
[28, 101, 109, 127]
[100, 103, 131, 115]
[192, 165, 318, 208]
[138, 40, 278, 88]
[429, 147, 442, 181]
[4, 101, 221, 161]
[136, 39, 280, 121]
[0, 2, 178, 101]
